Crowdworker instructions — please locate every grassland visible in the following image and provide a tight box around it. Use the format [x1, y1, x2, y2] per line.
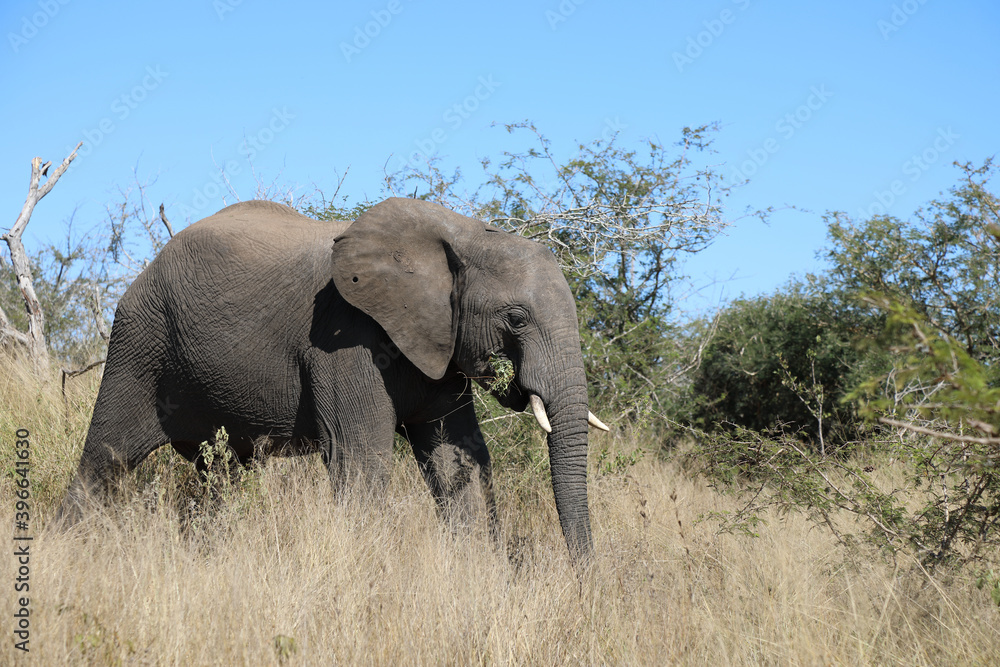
[2, 359, 998, 665]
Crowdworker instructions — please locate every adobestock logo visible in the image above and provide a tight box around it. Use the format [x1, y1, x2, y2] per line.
[546, 0, 587, 30]
[8, 0, 72, 53]
[878, 0, 932, 40]
[177, 107, 295, 219]
[535, 116, 628, 197]
[214, 0, 246, 20]
[856, 127, 959, 219]
[672, 0, 753, 73]
[392, 75, 502, 172]
[238, 107, 295, 160]
[725, 85, 833, 186]
[69, 66, 169, 161]
[340, 0, 408, 63]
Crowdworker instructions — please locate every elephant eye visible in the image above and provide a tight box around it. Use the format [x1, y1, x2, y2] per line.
[507, 309, 529, 330]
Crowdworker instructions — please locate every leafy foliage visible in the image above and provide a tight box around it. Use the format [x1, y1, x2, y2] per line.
[300, 197, 374, 223]
[850, 302, 1000, 563]
[825, 159, 1000, 360]
[688, 279, 886, 448]
[487, 354, 515, 394]
[684, 160, 1000, 568]
[687, 301, 1000, 567]
[680, 425, 907, 552]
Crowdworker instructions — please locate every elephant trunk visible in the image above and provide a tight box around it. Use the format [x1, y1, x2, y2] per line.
[547, 390, 593, 564]
[522, 339, 593, 565]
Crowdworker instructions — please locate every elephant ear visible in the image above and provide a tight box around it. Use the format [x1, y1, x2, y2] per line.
[331, 198, 477, 380]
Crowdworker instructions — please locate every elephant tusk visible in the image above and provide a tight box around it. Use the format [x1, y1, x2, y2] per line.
[588, 411, 610, 432]
[529, 394, 552, 434]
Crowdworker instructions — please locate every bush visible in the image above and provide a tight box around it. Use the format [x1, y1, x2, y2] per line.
[825, 159, 1000, 361]
[682, 160, 1000, 569]
[688, 279, 886, 450]
[685, 302, 1000, 568]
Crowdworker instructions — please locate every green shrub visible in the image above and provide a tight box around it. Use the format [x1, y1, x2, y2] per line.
[689, 280, 886, 449]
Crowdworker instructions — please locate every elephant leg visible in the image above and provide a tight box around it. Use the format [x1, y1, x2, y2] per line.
[305, 349, 397, 498]
[405, 396, 498, 540]
[55, 372, 169, 526]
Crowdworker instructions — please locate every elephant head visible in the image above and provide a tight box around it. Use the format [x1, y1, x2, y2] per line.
[330, 197, 604, 562]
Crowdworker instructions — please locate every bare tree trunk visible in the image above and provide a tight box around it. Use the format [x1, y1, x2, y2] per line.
[1, 143, 82, 377]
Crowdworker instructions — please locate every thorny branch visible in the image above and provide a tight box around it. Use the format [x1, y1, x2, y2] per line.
[878, 416, 1000, 446]
[385, 121, 734, 286]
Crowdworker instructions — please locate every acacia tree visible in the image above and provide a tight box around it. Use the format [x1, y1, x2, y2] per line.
[383, 122, 736, 421]
[843, 160, 1000, 563]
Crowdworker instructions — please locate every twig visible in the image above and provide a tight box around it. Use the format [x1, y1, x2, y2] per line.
[91, 286, 110, 342]
[878, 416, 1000, 446]
[159, 203, 174, 238]
[61, 359, 107, 380]
[60, 358, 107, 403]
[479, 413, 522, 425]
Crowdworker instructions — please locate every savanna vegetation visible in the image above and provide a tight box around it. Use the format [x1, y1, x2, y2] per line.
[2, 126, 998, 663]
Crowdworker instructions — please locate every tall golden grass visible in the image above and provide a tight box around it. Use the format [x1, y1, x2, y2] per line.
[2, 357, 998, 665]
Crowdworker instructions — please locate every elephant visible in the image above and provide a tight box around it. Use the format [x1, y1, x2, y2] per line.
[56, 197, 608, 563]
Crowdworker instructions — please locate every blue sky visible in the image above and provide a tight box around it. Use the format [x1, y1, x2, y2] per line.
[3, 0, 998, 313]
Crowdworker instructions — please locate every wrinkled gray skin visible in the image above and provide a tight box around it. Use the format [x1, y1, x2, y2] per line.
[57, 198, 594, 563]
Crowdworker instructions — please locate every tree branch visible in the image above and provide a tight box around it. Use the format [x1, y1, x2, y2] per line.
[0, 302, 29, 347]
[1, 142, 82, 375]
[158, 203, 174, 238]
[4, 143, 82, 243]
[878, 416, 1000, 446]
[91, 285, 110, 342]
[61, 358, 107, 403]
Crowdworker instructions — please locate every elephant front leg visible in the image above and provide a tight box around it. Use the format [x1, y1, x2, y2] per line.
[404, 396, 498, 541]
[305, 349, 398, 498]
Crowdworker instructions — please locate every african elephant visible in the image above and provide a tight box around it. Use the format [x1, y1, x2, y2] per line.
[56, 197, 608, 563]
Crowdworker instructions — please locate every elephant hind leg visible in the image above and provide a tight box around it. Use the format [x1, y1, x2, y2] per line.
[54, 377, 170, 527]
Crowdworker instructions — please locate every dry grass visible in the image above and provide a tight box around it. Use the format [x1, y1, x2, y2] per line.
[2, 359, 999, 665]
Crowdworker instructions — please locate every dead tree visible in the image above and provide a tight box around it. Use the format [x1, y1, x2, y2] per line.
[1, 143, 82, 376]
